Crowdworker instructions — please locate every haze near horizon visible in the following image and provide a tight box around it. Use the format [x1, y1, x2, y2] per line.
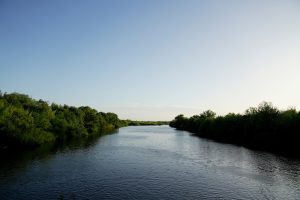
[1, 0, 300, 120]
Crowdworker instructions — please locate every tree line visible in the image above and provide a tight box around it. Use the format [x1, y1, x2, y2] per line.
[170, 102, 300, 157]
[0, 92, 126, 147]
[123, 120, 169, 126]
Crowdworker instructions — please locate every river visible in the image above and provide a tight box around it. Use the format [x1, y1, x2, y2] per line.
[0, 126, 299, 200]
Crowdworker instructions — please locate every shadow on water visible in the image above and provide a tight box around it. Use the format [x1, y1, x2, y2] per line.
[188, 128, 300, 160]
[0, 129, 119, 173]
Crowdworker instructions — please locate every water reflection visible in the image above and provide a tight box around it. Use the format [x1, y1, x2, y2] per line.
[0, 129, 118, 174]
[0, 126, 299, 200]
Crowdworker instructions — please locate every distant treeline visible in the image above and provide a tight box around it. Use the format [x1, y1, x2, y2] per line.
[170, 102, 300, 157]
[123, 120, 169, 126]
[0, 92, 126, 147]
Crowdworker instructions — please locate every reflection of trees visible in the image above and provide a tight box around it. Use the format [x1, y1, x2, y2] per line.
[0, 129, 118, 177]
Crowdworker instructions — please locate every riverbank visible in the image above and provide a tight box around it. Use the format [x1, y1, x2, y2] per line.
[170, 102, 300, 158]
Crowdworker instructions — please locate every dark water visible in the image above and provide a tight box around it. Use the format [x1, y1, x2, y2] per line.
[0, 126, 299, 200]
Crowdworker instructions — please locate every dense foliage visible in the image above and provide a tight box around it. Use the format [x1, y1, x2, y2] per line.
[170, 102, 300, 156]
[0, 92, 125, 147]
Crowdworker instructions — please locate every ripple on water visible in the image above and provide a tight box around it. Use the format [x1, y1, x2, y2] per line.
[0, 126, 300, 200]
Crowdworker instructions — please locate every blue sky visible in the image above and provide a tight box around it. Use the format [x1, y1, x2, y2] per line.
[1, 0, 300, 120]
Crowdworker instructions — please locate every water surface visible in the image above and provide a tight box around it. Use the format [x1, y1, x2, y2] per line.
[0, 126, 299, 199]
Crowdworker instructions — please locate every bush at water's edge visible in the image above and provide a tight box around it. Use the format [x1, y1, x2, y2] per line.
[170, 102, 300, 157]
[0, 91, 126, 148]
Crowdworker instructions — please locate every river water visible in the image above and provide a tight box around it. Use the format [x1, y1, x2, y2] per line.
[0, 126, 299, 200]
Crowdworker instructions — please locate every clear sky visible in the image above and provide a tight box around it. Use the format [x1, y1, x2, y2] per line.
[1, 0, 300, 120]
